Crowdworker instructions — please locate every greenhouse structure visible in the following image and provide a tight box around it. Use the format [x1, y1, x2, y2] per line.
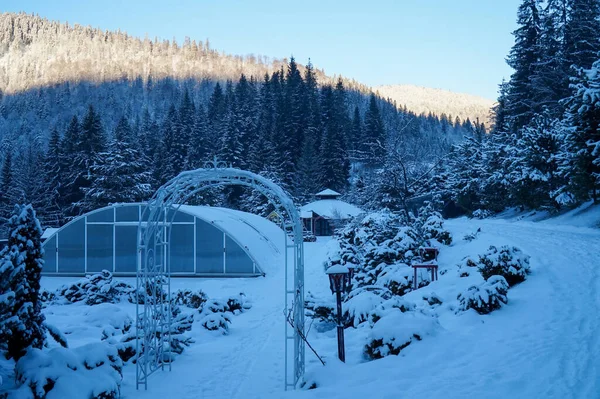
[41, 203, 285, 277]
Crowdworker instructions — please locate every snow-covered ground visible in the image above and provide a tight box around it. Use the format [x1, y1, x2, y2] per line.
[37, 210, 600, 399]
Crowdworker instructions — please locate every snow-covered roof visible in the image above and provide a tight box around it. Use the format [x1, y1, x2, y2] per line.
[177, 206, 284, 274]
[42, 228, 59, 239]
[315, 188, 341, 197]
[300, 200, 363, 220]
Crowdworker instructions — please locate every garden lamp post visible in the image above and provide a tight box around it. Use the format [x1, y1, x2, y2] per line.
[327, 265, 349, 362]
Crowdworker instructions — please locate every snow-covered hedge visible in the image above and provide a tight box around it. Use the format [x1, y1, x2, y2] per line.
[12, 343, 122, 399]
[364, 310, 438, 360]
[477, 245, 531, 287]
[457, 276, 509, 315]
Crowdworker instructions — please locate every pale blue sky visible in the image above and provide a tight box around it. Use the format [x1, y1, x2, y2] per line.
[1, 0, 520, 100]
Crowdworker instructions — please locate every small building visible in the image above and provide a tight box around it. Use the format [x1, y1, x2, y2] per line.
[300, 189, 363, 236]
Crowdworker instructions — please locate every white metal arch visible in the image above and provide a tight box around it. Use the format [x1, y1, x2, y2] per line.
[136, 162, 305, 392]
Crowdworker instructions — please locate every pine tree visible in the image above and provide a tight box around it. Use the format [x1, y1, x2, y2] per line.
[564, 0, 600, 70]
[0, 150, 15, 234]
[60, 115, 83, 215]
[363, 94, 386, 165]
[44, 128, 64, 227]
[530, 0, 570, 117]
[508, 111, 565, 208]
[505, 0, 543, 133]
[560, 57, 600, 203]
[80, 116, 154, 208]
[2, 204, 45, 360]
[186, 104, 209, 169]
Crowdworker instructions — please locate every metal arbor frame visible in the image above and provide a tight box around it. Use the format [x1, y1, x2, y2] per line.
[135, 162, 305, 391]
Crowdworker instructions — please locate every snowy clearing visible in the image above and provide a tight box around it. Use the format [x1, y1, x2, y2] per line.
[33, 215, 600, 399]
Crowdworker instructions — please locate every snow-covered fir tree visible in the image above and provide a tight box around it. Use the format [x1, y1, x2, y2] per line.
[0, 205, 45, 360]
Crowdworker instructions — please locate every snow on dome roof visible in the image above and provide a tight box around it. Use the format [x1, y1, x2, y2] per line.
[315, 188, 341, 197]
[42, 228, 59, 239]
[300, 199, 363, 220]
[177, 205, 285, 274]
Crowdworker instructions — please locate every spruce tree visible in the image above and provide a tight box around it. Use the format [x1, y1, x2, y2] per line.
[561, 57, 600, 203]
[80, 116, 154, 208]
[505, 0, 542, 133]
[3, 204, 45, 360]
[363, 94, 386, 165]
[44, 128, 64, 227]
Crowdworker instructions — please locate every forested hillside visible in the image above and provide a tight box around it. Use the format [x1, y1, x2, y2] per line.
[0, 13, 479, 232]
[376, 84, 495, 126]
[440, 0, 600, 213]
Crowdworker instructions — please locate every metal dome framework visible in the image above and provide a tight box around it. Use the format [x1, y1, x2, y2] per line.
[136, 161, 305, 391]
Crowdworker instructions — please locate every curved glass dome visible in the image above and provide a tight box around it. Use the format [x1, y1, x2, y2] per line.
[41, 203, 284, 277]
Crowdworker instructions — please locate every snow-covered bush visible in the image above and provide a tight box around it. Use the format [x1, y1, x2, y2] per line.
[463, 228, 481, 242]
[55, 270, 134, 305]
[173, 289, 208, 310]
[327, 210, 421, 291]
[304, 292, 336, 325]
[375, 263, 415, 296]
[364, 310, 438, 360]
[457, 276, 509, 315]
[343, 291, 386, 328]
[477, 245, 531, 287]
[368, 297, 415, 324]
[226, 293, 252, 314]
[200, 313, 231, 334]
[13, 343, 122, 399]
[472, 209, 493, 219]
[413, 195, 453, 246]
[422, 292, 443, 306]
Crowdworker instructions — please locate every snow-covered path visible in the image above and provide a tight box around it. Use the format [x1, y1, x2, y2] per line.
[118, 238, 332, 399]
[291, 218, 600, 399]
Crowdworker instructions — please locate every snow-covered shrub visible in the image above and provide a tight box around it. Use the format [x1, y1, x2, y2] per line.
[327, 210, 421, 291]
[13, 343, 122, 399]
[364, 310, 438, 360]
[457, 276, 509, 315]
[423, 292, 443, 306]
[343, 291, 386, 328]
[56, 270, 134, 305]
[226, 293, 252, 314]
[304, 292, 336, 325]
[205, 298, 229, 314]
[413, 195, 453, 246]
[477, 245, 531, 287]
[375, 264, 414, 296]
[201, 313, 231, 334]
[203, 294, 251, 315]
[463, 228, 481, 242]
[472, 209, 493, 219]
[368, 297, 415, 324]
[173, 289, 208, 310]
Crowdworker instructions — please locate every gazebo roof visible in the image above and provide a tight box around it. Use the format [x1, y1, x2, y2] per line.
[315, 188, 341, 197]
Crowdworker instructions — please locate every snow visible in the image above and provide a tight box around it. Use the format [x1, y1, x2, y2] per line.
[300, 200, 363, 220]
[7, 214, 598, 399]
[315, 189, 341, 197]
[41, 228, 58, 240]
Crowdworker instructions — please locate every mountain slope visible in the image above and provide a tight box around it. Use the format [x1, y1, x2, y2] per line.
[376, 84, 495, 126]
[1, 13, 492, 125]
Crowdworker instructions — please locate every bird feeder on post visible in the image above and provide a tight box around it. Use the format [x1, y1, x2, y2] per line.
[326, 265, 349, 362]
